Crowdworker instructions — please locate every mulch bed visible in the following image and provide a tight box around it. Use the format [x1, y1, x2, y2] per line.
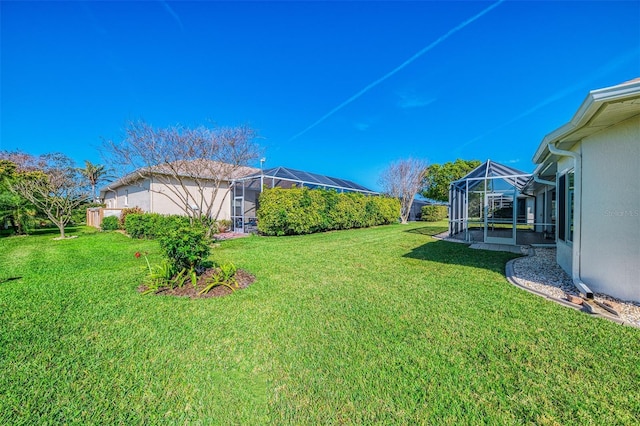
[137, 268, 255, 299]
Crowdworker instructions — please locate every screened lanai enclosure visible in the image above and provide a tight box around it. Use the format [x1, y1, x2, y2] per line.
[230, 166, 378, 233]
[448, 160, 555, 246]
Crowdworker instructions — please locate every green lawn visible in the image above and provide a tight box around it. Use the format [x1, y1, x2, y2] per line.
[1, 223, 639, 424]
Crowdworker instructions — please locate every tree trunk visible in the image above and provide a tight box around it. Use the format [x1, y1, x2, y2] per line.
[57, 223, 65, 239]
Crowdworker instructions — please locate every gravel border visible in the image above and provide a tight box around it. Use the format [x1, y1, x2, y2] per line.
[507, 248, 640, 328]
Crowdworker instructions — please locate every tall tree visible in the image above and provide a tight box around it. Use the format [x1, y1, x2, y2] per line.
[8, 153, 89, 239]
[0, 159, 36, 234]
[0, 151, 46, 234]
[79, 160, 113, 202]
[103, 120, 261, 236]
[421, 159, 481, 202]
[378, 158, 428, 224]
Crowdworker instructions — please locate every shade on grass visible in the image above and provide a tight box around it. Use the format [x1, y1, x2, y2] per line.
[1, 224, 638, 424]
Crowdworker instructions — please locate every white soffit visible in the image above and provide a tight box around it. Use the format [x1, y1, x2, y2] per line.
[533, 80, 640, 163]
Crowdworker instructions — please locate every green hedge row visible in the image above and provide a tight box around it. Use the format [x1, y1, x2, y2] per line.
[257, 187, 400, 236]
[421, 205, 448, 222]
[124, 213, 192, 239]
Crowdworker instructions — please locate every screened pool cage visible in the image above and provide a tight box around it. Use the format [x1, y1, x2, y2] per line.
[448, 160, 555, 246]
[230, 166, 378, 233]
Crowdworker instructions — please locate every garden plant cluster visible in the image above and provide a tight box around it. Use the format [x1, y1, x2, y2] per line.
[257, 187, 400, 236]
[103, 209, 238, 296]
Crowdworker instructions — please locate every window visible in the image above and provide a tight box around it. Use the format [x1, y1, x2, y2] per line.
[557, 170, 574, 243]
[558, 175, 565, 241]
[124, 189, 129, 207]
[567, 172, 574, 242]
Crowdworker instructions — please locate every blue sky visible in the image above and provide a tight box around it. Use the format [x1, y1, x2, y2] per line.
[1, 1, 639, 191]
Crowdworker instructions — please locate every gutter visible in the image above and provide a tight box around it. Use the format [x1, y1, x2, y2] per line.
[547, 142, 593, 299]
[533, 175, 555, 187]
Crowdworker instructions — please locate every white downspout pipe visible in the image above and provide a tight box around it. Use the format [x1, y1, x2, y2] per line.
[547, 143, 593, 299]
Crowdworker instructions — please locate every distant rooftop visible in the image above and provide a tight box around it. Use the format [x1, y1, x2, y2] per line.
[237, 166, 377, 194]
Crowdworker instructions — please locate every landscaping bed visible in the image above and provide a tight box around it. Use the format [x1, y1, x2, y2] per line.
[137, 268, 255, 298]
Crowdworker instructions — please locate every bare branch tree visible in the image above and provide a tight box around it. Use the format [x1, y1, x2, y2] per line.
[8, 153, 89, 239]
[103, 121, 261, 234]
[378, 158, 428, 224]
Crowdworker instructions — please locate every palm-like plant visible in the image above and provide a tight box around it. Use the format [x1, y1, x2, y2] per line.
[79, 160, 114, 202]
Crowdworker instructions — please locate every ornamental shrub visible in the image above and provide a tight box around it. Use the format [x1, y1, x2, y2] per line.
[124, 213, 191, 239]
[119, 207, 144, 229]
[257, 187, 400, 236]
[101, 215, 120, 231]
[158, 225, 210, 271]
[421, 205, 448, 222]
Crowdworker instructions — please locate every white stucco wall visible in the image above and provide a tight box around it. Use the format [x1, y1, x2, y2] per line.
[579, 115, 640, 302]
[102, 176, 234, 221]
[149, 177, 233, 221]
[103, 179, 151, 211]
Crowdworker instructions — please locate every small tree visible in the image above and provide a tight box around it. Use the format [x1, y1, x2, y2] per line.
[104, 120, 261, 236]
[8, 153, 89, 239]
[378, 158, 428, 224]
[421, 159, 481, 202]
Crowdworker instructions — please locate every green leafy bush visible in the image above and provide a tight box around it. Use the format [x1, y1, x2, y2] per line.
[158, 225, 211, 271]
[100, 215, 120, 231]
[119, 206, 144, 229]
[124, 213, 191, 239]
[421, 205, 448, 222]
[258, 187, 400, 236]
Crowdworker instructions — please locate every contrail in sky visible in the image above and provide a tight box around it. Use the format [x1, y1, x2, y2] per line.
[289, 0, 506, 142]
[454, 47, 640, 153]
[160, 0, 184, 30]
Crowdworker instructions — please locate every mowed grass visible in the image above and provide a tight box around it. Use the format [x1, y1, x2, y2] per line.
[1, 223, 639, 424]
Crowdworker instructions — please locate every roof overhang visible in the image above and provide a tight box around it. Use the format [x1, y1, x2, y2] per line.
[533, 79, 640, 165]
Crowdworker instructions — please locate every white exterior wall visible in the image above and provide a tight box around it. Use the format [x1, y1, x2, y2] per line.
[149, 177, 233, 221]
[579, 116, 640, 302]
[102, 176, 234, 221]
[103, 179, 151, 211]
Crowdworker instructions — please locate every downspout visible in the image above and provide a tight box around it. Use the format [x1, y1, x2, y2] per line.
[547, 143, 593, 299]
[149, 175, 154, 213]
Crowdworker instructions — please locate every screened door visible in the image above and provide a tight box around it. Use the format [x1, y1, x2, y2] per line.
[484, 189, 516, 245]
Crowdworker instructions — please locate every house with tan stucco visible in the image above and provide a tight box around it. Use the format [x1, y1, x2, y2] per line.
[97, 162, 377, 233]
[99, 160, 259, 222]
